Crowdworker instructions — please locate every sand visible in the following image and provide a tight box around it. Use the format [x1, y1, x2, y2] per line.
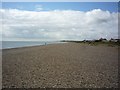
[2, 43, 118, 88]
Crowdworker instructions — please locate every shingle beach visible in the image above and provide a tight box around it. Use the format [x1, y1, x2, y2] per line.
[2, 43, 118, 88]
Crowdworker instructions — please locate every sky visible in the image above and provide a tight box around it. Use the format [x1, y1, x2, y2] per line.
[2, 2, 118, 12]
[0, 2, 118, 41]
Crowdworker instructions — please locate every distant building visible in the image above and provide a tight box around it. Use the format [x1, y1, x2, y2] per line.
[83, 40, 90, 42]
[99, 38, 108, 42]
[110, 38, 119, 42]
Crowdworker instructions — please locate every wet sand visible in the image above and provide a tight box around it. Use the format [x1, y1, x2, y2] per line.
[2, 43, 118, 88]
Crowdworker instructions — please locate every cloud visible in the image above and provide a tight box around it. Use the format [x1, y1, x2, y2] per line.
[0, 9, 118, 41]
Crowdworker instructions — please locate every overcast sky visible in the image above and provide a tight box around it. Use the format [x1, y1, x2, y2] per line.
[1, 2, 118, 41]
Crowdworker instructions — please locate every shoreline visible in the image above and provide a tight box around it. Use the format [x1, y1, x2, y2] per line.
[2, 42, 67, 50]
[2, 41, 119, 50]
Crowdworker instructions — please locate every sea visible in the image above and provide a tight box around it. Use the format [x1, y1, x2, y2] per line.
[1, 41, 63, 49]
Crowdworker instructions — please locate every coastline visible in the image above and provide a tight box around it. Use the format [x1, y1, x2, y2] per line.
[2, 43, 118, 88]
[2, 41, 67, 50]
[2, 41, 65, 50]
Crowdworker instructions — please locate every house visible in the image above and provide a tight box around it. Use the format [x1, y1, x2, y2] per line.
[110, 38, 119, 42]
[99, 38, 107, 42]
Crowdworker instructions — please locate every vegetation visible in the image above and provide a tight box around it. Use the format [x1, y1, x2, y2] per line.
[61, 38, 120, 46]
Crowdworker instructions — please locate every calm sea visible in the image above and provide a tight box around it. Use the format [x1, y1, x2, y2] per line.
[2, 41, 62, 49]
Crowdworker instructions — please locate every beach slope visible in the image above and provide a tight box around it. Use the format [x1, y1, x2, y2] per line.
[2, 43, 118, 88]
